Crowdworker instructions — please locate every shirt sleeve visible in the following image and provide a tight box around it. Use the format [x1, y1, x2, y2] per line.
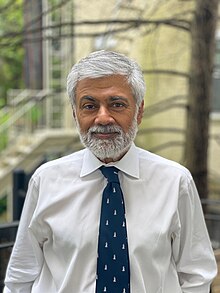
[4, 177, 43, 293]
[171, 174, 218, 293]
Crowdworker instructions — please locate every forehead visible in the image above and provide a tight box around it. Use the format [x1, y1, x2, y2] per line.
[75, 75, 133, 98]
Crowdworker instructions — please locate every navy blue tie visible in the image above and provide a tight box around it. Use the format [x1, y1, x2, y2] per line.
[96, 166, 130, 293]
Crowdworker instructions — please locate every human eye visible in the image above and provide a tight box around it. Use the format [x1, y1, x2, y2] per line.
[111, 100, 128, 111]
[110, 97, 128, 110]
[82, 103, 96, 110]
[80, 96, 98, 111]
[112, 102, 126, 108]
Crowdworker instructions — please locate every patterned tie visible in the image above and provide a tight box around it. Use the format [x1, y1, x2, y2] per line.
[96, 166, 130, 293]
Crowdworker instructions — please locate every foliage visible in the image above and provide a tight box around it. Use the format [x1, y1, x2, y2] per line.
[0, 110, 9, 151]
[0, 0, 24, 105]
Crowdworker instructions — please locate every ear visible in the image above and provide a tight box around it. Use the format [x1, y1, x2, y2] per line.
[72, 108, 76, 120]
[137, 100, 144, 125]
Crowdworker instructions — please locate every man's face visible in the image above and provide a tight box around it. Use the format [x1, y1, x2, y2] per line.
[74, 75, 144, 162]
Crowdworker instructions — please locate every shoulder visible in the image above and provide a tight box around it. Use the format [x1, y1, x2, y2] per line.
[136, 146, 192, 181]
[32, 148, 86, 181]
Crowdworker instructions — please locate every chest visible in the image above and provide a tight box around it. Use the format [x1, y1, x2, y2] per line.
[32, 176, 179, 256]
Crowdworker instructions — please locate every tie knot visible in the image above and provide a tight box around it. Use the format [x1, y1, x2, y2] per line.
[100, 166, 119, 183]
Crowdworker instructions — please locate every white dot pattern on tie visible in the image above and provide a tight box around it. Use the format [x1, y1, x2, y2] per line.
[95, 166, 130, 293]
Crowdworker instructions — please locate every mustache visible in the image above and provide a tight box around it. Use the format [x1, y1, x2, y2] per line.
[88, 124, 122, 134]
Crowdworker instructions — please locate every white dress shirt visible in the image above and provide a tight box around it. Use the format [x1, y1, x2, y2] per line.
[4, 143, 217, 293]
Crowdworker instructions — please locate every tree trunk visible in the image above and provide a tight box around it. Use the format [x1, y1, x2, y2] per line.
[23, 0, 43, 89]
[185, 0, 218, 199]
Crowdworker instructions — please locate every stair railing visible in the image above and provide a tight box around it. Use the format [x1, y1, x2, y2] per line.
[0, 89, 59, 154]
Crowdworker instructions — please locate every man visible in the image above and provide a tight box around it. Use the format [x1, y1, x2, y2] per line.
[4, 50, 217, 292]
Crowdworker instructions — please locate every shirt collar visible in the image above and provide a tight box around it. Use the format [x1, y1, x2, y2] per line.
[80, 143, 139, 179]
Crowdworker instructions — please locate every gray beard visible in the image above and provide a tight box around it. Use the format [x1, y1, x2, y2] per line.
[75, 120, 138, 161]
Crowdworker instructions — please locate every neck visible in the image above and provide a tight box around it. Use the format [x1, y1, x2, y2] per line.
[100, 157, 120, 164]
[98, 150, 127, 164]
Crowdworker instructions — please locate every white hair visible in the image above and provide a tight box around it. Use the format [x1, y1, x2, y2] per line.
[66, 50, 146, 108]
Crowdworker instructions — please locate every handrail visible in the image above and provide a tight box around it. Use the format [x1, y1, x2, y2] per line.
[0, 99, 41, 133]
[0, 242, 14, 249]
[0, 221, 19, 230]
[0, 89, 64, 154]
[7, 89, 34, 106]
[201, 198, 220, 205]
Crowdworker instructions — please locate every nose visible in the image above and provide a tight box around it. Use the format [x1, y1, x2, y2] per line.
[94, 106, 115, 125]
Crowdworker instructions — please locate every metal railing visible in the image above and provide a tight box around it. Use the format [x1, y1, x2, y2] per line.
[0, 221, 19, 292]
[0, 205, 219, 292]
[0, 89, 66, 154]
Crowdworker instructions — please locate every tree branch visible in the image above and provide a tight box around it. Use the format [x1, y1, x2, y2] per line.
[143, 69, 189, 78]
[0, 17, 191, 40]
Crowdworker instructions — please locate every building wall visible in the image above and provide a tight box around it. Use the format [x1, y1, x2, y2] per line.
[72, 0, 220, 180]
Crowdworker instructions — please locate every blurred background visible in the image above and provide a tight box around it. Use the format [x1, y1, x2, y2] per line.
[0, 0, 220, 291]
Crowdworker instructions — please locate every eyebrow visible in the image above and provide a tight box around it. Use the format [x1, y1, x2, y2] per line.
[109, 96, 128, 102]
[80, 95, 128, 103]
[79, 96, 97, 104]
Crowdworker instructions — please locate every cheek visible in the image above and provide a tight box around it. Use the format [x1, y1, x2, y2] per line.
[117, 116, 135, 132]
[76, 116, 94, 132]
